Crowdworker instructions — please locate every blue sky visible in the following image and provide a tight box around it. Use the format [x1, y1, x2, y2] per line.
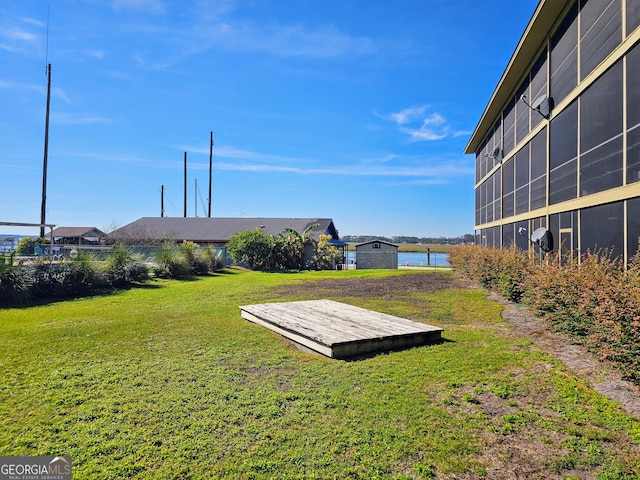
[1, 0, 538, 238]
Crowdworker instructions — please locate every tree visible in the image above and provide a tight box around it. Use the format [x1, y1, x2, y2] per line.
[226, 229, 272, 269]
[314, 234, 342, 270]
[15, 237, 50, 255]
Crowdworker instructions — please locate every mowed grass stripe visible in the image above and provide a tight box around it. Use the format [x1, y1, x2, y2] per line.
[0, 269, 638, 479]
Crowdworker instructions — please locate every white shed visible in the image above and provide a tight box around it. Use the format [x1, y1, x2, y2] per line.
[355, 240, 398, 269]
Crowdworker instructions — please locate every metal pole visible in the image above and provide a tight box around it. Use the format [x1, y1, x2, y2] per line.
[183, 151, 187, 218]
[40, 64, 51, 238]
[195, 179, 198, 217]
[161, 185, 165, 217]
[208, 131, 213, 217]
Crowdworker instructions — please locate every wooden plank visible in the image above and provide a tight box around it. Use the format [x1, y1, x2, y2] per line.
[239, 299, 443, 359]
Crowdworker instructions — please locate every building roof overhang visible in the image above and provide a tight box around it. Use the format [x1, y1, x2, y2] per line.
[464, 0, 569, 155]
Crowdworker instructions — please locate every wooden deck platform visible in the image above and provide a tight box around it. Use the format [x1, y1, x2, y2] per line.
[239, 299, 443, 359]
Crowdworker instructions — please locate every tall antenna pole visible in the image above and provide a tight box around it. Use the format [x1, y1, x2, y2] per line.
[40, 63, 52, 238]
[161, 185, 165, 217]
[183, 151, 187, 218]
[194, 179, 198, 217]
[208, 131, 213, 217]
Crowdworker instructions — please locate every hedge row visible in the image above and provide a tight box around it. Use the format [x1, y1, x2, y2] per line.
[449, 245, 640, 385]
[0, 242, 225, 306]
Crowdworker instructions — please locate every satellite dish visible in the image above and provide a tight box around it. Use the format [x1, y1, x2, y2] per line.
[530, 227, 553, 252]
[530, 227, 547, 243]
[531, 94, 548, 110]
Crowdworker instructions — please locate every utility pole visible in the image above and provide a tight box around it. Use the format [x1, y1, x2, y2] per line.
[40, 63, 52, 238]
[161, 185, 165, 217]
[183, 151, 187, 218]
[208, 131, 213, 217]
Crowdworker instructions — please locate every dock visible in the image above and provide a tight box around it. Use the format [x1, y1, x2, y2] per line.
[240, 299, 443, 359]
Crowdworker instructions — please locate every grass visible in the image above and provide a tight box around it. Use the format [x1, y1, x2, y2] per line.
[1, 268, 639, 479]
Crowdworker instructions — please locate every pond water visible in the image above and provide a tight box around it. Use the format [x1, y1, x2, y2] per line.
[346, 251, 450, 267]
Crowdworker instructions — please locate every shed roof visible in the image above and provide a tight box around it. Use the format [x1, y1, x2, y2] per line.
[355, 240, 399, 248]
[109, 217, 344, 244]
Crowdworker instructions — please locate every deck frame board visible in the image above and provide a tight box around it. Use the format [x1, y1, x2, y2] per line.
[240, 299, 443, 359]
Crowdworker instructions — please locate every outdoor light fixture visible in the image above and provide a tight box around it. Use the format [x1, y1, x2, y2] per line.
[520, 94, 551, 119]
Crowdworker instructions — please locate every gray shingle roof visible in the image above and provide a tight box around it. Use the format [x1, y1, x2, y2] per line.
[109, 217, 343, 244]
[51, 227, 106, 238]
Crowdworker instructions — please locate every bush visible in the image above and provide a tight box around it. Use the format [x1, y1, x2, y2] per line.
[0, 255, 29, 304]
[153, 242, 190, 278]
[202, 245, 226, 272]
[313, 234, 342, 270]
[178, 241, 209, 275]
[105, 244, 149, 287]
[227, 229, 272, 270]
[15, 237, 50, 255]
[451, 244, 640, 384]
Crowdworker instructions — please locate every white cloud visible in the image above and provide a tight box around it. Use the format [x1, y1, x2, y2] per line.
[388, 105, 429, 125]
[53, 87, 72, 105]
[385, 106, 453, 142]
[112, 0, 167, 14]
[52, 113, 110, 125]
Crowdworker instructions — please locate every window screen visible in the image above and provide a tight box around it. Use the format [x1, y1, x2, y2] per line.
[580, 137, 623, 194]
[516, 220, 530, 250]
[550, 160, 578, 204]
[580, 60, 623, 153]
[580, 201, 624, 259]
[627, 0, 640, 36]
[515, 147, 530, 214]
[516, 80, 530, 145]
[550, 101, 578, 204]
[551, 2, 579, 104]
[530, 51, 548, 130]
[503, 98, 516, 155]
[502, 158, 515, 218]
[502, 222, 515, 248]
[550, 101, 578, 169]
[579, 60, 623, 194]
[627, 197, 640, 260]
[579, 0, 622, 79]
[627, 126, 640, 183]
[627, 42, 640, 130]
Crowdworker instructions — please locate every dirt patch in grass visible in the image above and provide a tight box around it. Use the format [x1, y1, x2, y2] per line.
[277, 271, 640, 419]
[274, 272, 640, 478]
[275, 271, 472, 298]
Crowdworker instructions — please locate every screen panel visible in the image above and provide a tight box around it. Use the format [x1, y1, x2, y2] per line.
[580, 201, 624, 259]
[580, 136, 623, 195]
[579, 0, 622, 79]
[551, 2, 579, 103]
[580, 60, 623, 153]
[550, 101, 578, 169]
[629, 0, 640, 35]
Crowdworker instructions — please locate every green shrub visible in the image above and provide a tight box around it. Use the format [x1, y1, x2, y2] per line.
[0, 255, 29, 304]
[105, 244, 149, 286]
[451, 245, 640, 384]
[178, 241, 209, 275]
[153, 242, 190, 278]
[15, 237, 50, 255]
[202, 245, 226, 272]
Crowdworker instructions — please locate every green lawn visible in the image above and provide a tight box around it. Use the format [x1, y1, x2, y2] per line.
[1, 269, 639, 479]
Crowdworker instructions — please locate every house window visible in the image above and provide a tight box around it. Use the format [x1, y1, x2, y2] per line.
[373, 242, 381, 249]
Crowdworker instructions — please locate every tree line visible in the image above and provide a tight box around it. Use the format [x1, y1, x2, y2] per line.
[342, 234, 474, 245]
